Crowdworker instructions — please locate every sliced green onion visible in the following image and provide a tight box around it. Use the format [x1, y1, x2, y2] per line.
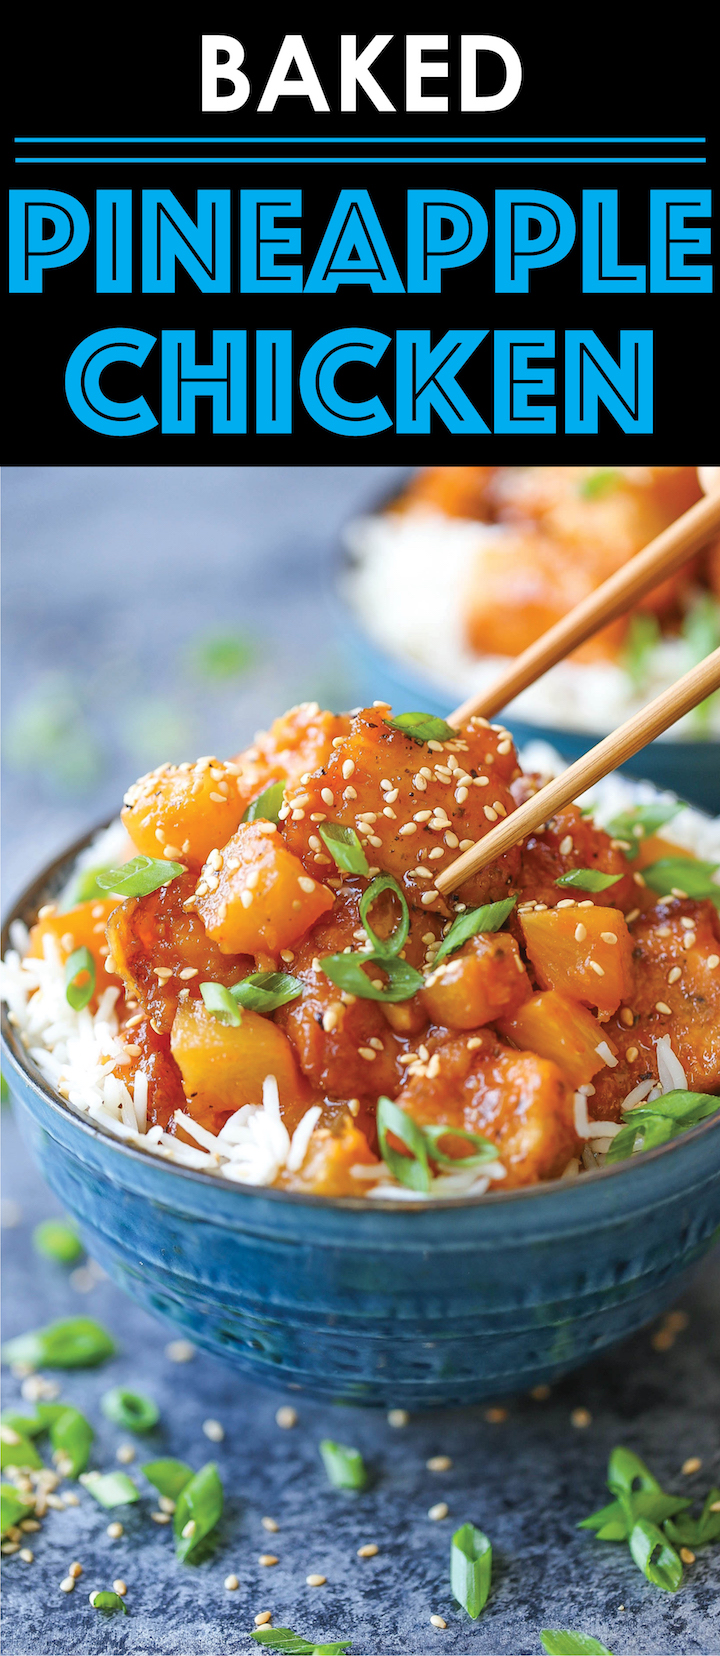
[0, 1411, 44, 1438]
[318, 823, 369, 877]
[173, 1461, 223, 1561]
[72, 866, 115, 904]
[81, 1470, 139, 1509]
[555, 868, 623, 892]
[376, 1098, 431, 1193]
[606, 1446, 661, 1499]
[621, 612, 661, 693]
[629, 1517, 683, 1591]
[32, 1218, 83, 1263]
[422, 1123, 498, 1171]
[1, 1485, 34, 1536]
[190, 631, 256, 681]
[578, 469, 621, 500]
[384, 711, 458, 744]
[2, 1317, 115, 1370]
[250, 1632, 352, 1654]
[432, 898, 516, 965]
[319, 1439, 368, 1491]
[359, 874, 409, 958]
[200, 983, 242, 1026]
[242, 781, 285, 824]
[580, 1490, 691, 1541]
[605, 1091, 720, 1163]
[64, 946, 95, 1011]
[663, 1487, 720, 1548]
[41, 1404, 94, 1478]
[0, 1432, 43, 1471]
[320, 954, 423, 1004]
[230, 971, 303, 1013]
[0, 1074, 8, 1104]
[91, 1590, 128, 1614]
[142, 1458, 194, 1500]
[641, 857, 720, 906]
[96, 856, 185, 898]
[603, 801, 682, 859]
[101, 1388, 159, 1433]
[450, 1521, 492, 1619]
[540, 1633, 614, 1656]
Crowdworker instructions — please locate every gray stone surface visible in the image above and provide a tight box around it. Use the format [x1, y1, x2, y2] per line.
[2, 468, 720, 1653]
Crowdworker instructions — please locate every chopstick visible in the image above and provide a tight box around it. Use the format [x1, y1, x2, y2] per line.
[448, 490, 720, 727]
[435, 646, 720, 897]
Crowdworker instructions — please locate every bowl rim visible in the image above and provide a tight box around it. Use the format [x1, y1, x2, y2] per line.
[3, 819, 720, 1215]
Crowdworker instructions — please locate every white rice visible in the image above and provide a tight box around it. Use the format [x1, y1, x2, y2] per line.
[1, 768, 716, 1196]
[344, 508, 720, 740]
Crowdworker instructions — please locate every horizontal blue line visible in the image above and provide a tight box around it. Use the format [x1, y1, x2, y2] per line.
[14, 135, 707, 144]
[15, 156, 707, 165]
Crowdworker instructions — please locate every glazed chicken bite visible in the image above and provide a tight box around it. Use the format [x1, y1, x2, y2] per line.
[280, 706, 521, 916]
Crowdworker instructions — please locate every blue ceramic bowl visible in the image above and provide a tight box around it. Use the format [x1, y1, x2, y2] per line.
[3, 833, 720, 1408]
[340, 616, 720, 816]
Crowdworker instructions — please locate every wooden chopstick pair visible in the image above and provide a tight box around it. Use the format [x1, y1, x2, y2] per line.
[435, 489, 720, 897]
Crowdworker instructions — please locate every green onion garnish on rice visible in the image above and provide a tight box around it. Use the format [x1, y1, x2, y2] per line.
[641, 857, 720, 905]
[603, 801, 682, 857]
[64, 946, 95, 1010]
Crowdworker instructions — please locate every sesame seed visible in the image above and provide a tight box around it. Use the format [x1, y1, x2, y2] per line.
[113, 1579, 127, 1596]
[626, 1046, 639, 1063]
[483, 806, 498, 822]
[262, 1517, 279, 1532]
[203, 1419, 225, 1442]
[497, 739, 512, 755]
[421, 891, 438, 905]
[158, 1496, 176, 1514]
[556, 899, 575, 909]
[116, 1443, 135, 1463]
[255, 1612, 272, 1627]
[342, 760, 355, 779]
[275, 1406, 298, 1429]
[708, 954, 720, 970]
[178, 966, 198, 980]
[387, 1409, 409, 1427]
[357, 1543, 379, 1558]
[455, 787, 469, 804]
[385, 789, 399, 803]
[151, 1511, 171, 1524]
[430, 1615, 447, 1629]
[619, 1007, 634, 1027]
[681, 1457, 702, 1474]
[589, 961, 605, 976]
[321, 789, 334, 807]
[680, 1547, 696, 1565]
[427, 1455, 452, 1472]
[358, 1047, 376, 1062]
[633, 872, 646, 887]
[530, 1384, 551, 1401]
[19, 1547, 34, 1562]
[601, 932, 618, 945]
[571, 1407, 592, 1428]
[484, 1407, 508, 1423]
[428, 1503, 449, 1521]
[578, 899, 595, 908]
[668, 966, 682, 984]
[671, 887, 689, 899]
[413, 775, 428, 792]
[259, 1554, 279, 1567]
[682, 931, 697, 949]
[224, 1574, 240, 1590]
[306, 1574, 327, 1586]
[459, 839, 474, 851]
[291, 808, 306, 822]
[626, 908, 640, 923]
[429, 848, 445, 860]
[59, 1577, 75, 1593]
[655, 1002, 672, 1015]
[240, 890, 254, 909]
[559, 836, 573, 855]
[165, 1338, 195, 1362]
[298, 876, 316, 894]
[106, 1522, 124, 1538]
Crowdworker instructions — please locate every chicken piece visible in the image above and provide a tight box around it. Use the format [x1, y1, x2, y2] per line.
[396, 1031, 579, 1187]
[28, 898, 123, 1005]
[232, 701, 350, 808]
[115, 1017, 187, 1132]
[465, 530, 626, 661]
[276, 883, 424, 1100]
[122, 757, 248, 871]
[422, 931, 529, 1030]
[591, 899, 720, 1119]
[280, 706, 521, 917]
[278, 1118, 381, 1195]
[193, 821, 334, 958]
[394, 466, 498, 521]
[107, 871, 250, 1034]
[170, 998, 311, 1126]
[517, 805, 636, 913]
